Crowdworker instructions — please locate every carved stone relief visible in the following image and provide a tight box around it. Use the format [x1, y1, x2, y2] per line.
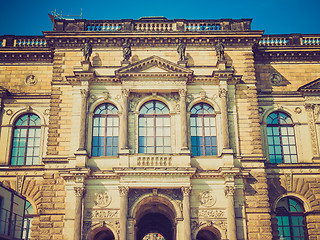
[199, 191, 216, 207]
[305, 103, 320, 157]
[94, 191, 111, 207]
[86, 209, 119, 219]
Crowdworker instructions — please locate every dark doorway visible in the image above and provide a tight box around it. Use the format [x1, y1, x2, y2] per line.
[137, 213, 173, 240]
[196, 229, 219, 240]
[93, 229, 115, 240]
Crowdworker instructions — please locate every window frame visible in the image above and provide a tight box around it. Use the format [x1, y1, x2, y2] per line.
[91, 103, 119, 157]
[138, 100, 171, 154]
[266, 111, 298, 164]
[190, 102, 217, 157]
[275, 197, 308, 240]
[10, 113, 41, 166]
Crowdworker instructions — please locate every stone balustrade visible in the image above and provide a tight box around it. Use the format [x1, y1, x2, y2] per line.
[260, 34, 320, 46]
[51, 18, 252, 32]
[136, 155, 172, 167]
[301, 35, 320, 45]
[0, 36, 47, 48]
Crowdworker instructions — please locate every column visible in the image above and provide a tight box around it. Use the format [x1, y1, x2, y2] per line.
[182, 187, 191, 240]
[179, 89, 188, 151]
[224, 185, 237, 240]
[78, 89, 89, 151]
[219, 88, 230, 149]
[119, 186, 129, 240]
[74, 187, 86, 240]
[120, 89, 129, 150]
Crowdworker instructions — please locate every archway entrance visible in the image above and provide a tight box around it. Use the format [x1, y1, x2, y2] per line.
[134, 196, 176, 240]
[88, 227, 116, 240]
[94, 229, 115, 240]
[196, 227, 221, 240]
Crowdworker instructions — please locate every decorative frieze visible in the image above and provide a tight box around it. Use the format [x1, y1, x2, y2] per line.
[86, 209, 119, 219]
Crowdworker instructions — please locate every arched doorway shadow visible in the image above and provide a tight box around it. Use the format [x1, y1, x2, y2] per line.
[132, 195, 179, 240]
[88, 226, 117, 240]
[196, 226, 221, 240]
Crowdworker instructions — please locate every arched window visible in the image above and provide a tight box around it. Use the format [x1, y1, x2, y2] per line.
[92, 103, 119, 156]
[267, 112, 297, 163]
[11, 113, 41, 165]
[138, 100, 170, 154]
[275, 197, 307, 240]
[190, 103, 217, 156]
[23, 201, 34, 240]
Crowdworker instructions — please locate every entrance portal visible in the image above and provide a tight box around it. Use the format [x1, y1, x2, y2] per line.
[133, 195, 177, 240]
[137, 213, 172, 240]
[196, 228, 220, 240]
[88, 227, 115, 240]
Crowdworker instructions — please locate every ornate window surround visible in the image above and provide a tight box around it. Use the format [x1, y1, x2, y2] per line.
[87, 98, 122, 158]
[260, 107, 303, 164]
[187, 98, 222, 157]
[91, 103, 120, 157]
[0, 107, 47, 166]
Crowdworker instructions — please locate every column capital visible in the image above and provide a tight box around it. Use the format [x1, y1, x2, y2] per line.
[179, 89, 187, 97]
[119, 186, 129, 196]
[219, 88, 228, 98]
[181, 186, 192, 196]
[122, 89, 130, 98]
[80, 89, 89, 99]
[224, 185, 235, 196]
[74, 187, 86, 197]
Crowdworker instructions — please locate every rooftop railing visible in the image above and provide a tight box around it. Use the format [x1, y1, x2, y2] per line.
[260, 34, 320, 46]
[0, 36, 47, 48]
[53, 18, 253, 32]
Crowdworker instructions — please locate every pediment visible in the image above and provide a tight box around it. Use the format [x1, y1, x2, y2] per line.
[115, 55, 193, 78]
[298, 78, 320, 93]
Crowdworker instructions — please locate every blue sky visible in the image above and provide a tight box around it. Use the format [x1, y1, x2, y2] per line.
[0, 0, 319, 35]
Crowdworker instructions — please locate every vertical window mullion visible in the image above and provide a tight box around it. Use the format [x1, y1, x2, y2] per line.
[24, 115, 31, 165]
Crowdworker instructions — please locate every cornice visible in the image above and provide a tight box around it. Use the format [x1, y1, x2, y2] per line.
[0, 48, 53, 63]
[43, 32, 262, 48]
[113, 167, 197, 177]
[255, 48, 320, 62]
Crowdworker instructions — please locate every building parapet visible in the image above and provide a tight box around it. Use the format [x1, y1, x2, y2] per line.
[260, 34, 320, 46]
[0, 35, 47, 48]
[51, 17, 253, 32]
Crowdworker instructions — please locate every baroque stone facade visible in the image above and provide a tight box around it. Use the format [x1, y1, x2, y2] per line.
[0, 17, 320, 240]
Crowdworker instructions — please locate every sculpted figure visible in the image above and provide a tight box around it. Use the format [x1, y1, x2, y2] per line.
[215, 41, 225, 61]
[81, 42, 92, 62]
[122, 39, 132, 61]
[177, 40, 186, 61]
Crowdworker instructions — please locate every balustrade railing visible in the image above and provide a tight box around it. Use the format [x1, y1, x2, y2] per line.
[86, 21, 122, 31]
[185, 21, 221, 31]
[260, 34, 320, 46]
[301, 36, 320, 45]
[260, 35, 289, 46]
[137, 155, 172, 167]
[14, 37, 47, 47]
[0, 36, 47, 48]
[134, 22, 174, 32]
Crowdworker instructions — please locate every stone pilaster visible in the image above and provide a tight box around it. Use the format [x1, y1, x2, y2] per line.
[78, 89, 89, 151]
[224, 185, 237, 240]
[119, 186, 129, 240]
[179, 89, 188, 151]
[219, 87, 230, 149]
[73, 186, 86, 240]
[182, 186, 191, 240]
[120, 89, 130, 152]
